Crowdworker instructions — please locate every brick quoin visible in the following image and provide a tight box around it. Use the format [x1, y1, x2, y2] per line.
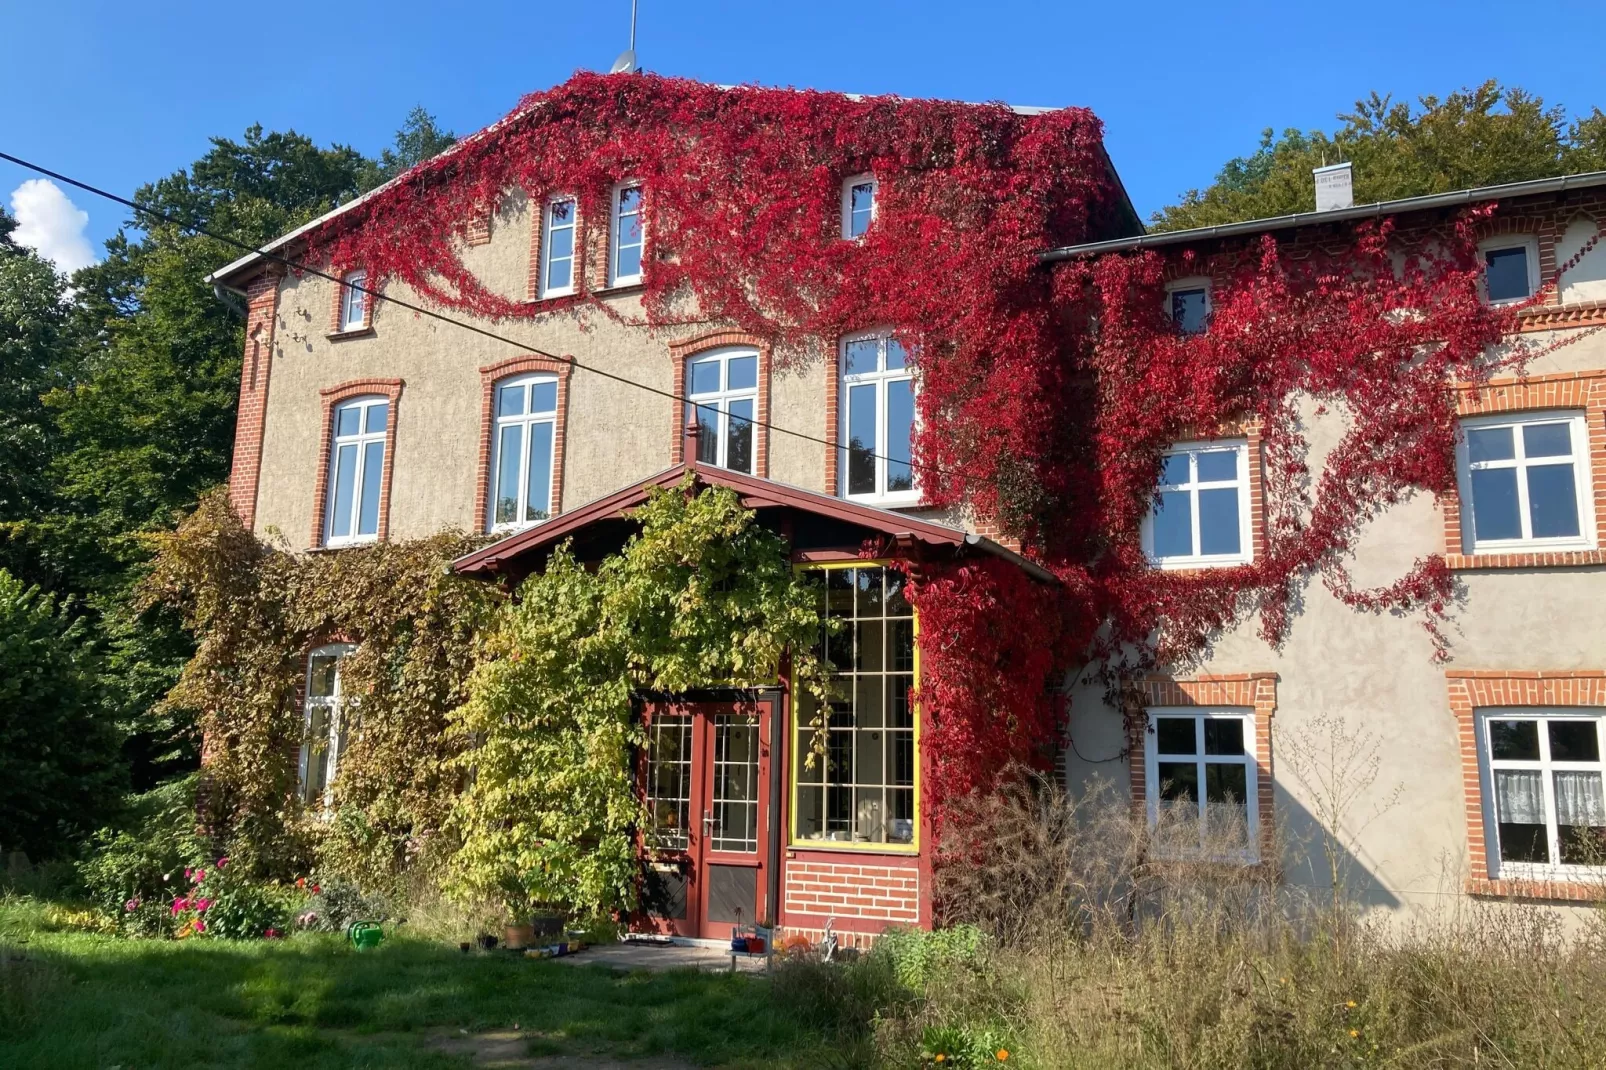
[308, 379, 405, 549]
[1129, 673, 1279, 866]
[228, 271, 282, 531]
[472, 356, 576, 531]
[668, 330, 772, 476]
[1448, 670, 1606, 902]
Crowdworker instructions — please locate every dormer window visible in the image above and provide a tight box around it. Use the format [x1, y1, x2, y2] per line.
[1482, 237, 1539, 304]
[539, 196, 578, 299]
[843, 175, 876, 239]
[1167, 278, 1211, 335]
[339, 271, 368, 332]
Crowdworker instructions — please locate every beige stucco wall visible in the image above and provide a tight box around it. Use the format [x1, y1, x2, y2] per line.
[1064, 323, 1606, 920]
[252, 191, 858, 547]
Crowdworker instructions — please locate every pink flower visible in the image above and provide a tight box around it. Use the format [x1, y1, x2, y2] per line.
[217, 857, 230, 869]
[264, 928, 281, 939]
[184, 867, 193, 880]
[171, 897, 189, 916]
[194, 898, 211, 913]
[123, 898, 139, 912]
[310, 884, 321, 894]
[194, 919, 206, 933]
[194, 869, 206, 883]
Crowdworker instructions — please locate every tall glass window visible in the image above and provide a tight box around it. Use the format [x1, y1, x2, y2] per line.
[644, 715, 692, 851]
[840, 333, 917, 502]
[843, 175, 876, 238]
[539, 196, 577, 298]
[489, 374, 559, 530]
[339, 270, 367, 331]
[1145, 709, 1259, 861]
[794, 565, 917, 847]
[1483, 711, 1606, 877]
[611, 184, 643, 285]
[1142, 440, 1252, 568]
[324, 396, 389, 546]
[299, 643, 354, 806]
[685, 347, 758, 475]
[1457, 412, 1593, 553]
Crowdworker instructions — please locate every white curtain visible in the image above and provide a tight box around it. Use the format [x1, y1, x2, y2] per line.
[1494, 770, 1545, 824]
[1554, 771, 1606, 827]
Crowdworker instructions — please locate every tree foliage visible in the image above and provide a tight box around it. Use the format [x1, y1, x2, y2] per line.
[0, 568, 123, 858]
[357, 106, 457, 193]
[449, 479, 831, 916]
[1154, 81, 1606, 231]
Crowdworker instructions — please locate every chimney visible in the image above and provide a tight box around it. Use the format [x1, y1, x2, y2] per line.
[1313, 161, 1354, 212]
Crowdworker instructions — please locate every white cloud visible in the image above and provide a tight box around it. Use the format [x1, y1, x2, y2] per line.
[9, 179, 96, 275]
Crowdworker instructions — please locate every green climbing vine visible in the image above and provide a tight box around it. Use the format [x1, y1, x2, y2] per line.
[447, 477, 831, 916]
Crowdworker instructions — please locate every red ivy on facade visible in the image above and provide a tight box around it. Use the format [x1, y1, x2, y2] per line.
[300, 72, 1595, 832]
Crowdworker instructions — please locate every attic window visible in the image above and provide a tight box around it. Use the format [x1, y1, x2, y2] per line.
[843, 176, 876, 239]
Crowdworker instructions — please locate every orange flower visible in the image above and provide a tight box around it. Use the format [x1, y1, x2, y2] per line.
[996, 1051, 1010, 1062]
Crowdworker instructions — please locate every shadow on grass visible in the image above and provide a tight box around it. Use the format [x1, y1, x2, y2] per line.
[0, 912, 862, 1070]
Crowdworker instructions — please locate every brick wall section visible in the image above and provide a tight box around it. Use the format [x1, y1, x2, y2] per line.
[228, 271, 281, 531]
[667, 330, 771, 476]
[472, 356, 575, 531]
[1132, 673, 1279, 864]
[1448, 670, 1606, 901]
[464, 213, 491, 247]
[784, 859, 920, 927]
[308, 378, 405, 548]
[1442, 370, 1606, 569]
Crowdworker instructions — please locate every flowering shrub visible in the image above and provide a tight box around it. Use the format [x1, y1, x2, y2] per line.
[297, 876, 391, 934]
[169, 858, 299, 940]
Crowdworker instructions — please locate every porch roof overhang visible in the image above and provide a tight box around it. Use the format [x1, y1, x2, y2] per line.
[449, 461, 1056, 584]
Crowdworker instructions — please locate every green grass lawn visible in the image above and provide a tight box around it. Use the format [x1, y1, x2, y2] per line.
[0, 899, 861, 1069]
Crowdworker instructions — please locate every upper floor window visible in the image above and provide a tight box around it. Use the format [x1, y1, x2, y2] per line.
[842, 175, 876, 239]
[1142, 440, 1252, 569]
[686, 347, 757, 475]
[1167, 278, 1210, 335]
[1457, 411, 1594, 553]
[1481, 710, 1606, 879]
[611, 184, 644, 286]
[840, 333, 917, 503]
[490, 374, 559, 530]
[539, 196, 577, 299]
[340, 271, 368, 332]
[1481, 236, 1538, 304]
[325, 396, 388, 547]
[299, 643, 354, 807]
[1146, 708, 1259, 862]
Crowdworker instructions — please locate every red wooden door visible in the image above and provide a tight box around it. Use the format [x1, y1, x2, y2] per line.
[641, 701, 770, 939]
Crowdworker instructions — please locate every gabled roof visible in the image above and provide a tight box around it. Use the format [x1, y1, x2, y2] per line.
[1040, 169, 1606, 261]
[450, 460, 1055, 583]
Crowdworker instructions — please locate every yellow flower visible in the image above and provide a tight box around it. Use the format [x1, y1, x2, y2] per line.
[1346, 1000, 1357, 1009]
[935, 1056, 946, 1064]
[1349, 1030, 1359, 1038]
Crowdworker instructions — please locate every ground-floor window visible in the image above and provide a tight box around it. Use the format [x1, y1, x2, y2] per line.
[299, 643, 354, 806]
[1145, 707, 1259, 861]
[1482, 709, 1606, 878]
[793, 564, 917, 848]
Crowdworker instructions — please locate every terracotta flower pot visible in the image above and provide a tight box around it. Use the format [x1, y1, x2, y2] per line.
[504, 923, 535, 950]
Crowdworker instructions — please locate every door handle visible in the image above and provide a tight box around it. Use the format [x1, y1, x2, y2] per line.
[703, 811, 715, 836]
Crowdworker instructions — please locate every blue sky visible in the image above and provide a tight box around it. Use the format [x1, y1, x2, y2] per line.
[3, 0, 1603, 271]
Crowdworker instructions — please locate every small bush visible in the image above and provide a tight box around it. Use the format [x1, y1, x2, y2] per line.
[78, 774, 210, 932]
[201, 871, 297, 940]
[878, 924, 987, 992]
[297, 877, 391, 934]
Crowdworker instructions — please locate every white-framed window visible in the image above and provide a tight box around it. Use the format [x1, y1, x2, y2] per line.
[686, 347, 758, 475]
[488, 374, 559, 531]
[339, 270, 368, 332]
[610, 183, 644, 286]
[299, 643, 354, 807]
[1166, 277, 1210, 335]
[1456, 411, 1594, 553]
[840, 332, 917, 503]
[1480, 709, 1606, 879]
[538, 195, 578, 298]
[1480, 235, 1539, 304]
[324, 396, 389, 547]
[1142, 440, 1252, 568]
[1145, 707, 1260, 861]
[842, 174, 876, 239]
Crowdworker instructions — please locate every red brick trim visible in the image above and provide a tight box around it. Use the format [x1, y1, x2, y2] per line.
[1447, 670, 1606, 901]
[824, 348, 841, 496]
[667, 330, 771, 477]
[472, 356, 575, 532]
[328, 268, 374, 337]
[782, 857, 920, 929]
[309, 378, 404, 549]
[526, 194, 585, 304]
[464, 213, 491, 247]
[1442, 370, 1606, 569]
[228, 271, 281, 531]
[1149, 420, 1268, 573]
[1131, 673, 1279, 864]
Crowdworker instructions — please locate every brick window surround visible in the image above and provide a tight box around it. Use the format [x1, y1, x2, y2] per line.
[472, 355, 575, 531]
[1130, 672, 1279, 865]
[1442, 370, 1606, 569]
[1145, 419, 1268, 574]
[525, 196, 600, 303]
[327, 269, 375, 338]
[309, 378, 404, 549]
[668, 331, 772, 477]
[1449, 670, 1606, 901]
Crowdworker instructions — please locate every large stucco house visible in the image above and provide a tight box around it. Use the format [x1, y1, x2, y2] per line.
[206, 73, 1606, 943]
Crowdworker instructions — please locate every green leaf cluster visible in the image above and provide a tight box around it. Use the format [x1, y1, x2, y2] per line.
[1153, 81, 1606, 231]
[449, 478, 831, 917]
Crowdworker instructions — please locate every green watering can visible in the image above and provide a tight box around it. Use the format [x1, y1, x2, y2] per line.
[347, 920, 385, 950]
